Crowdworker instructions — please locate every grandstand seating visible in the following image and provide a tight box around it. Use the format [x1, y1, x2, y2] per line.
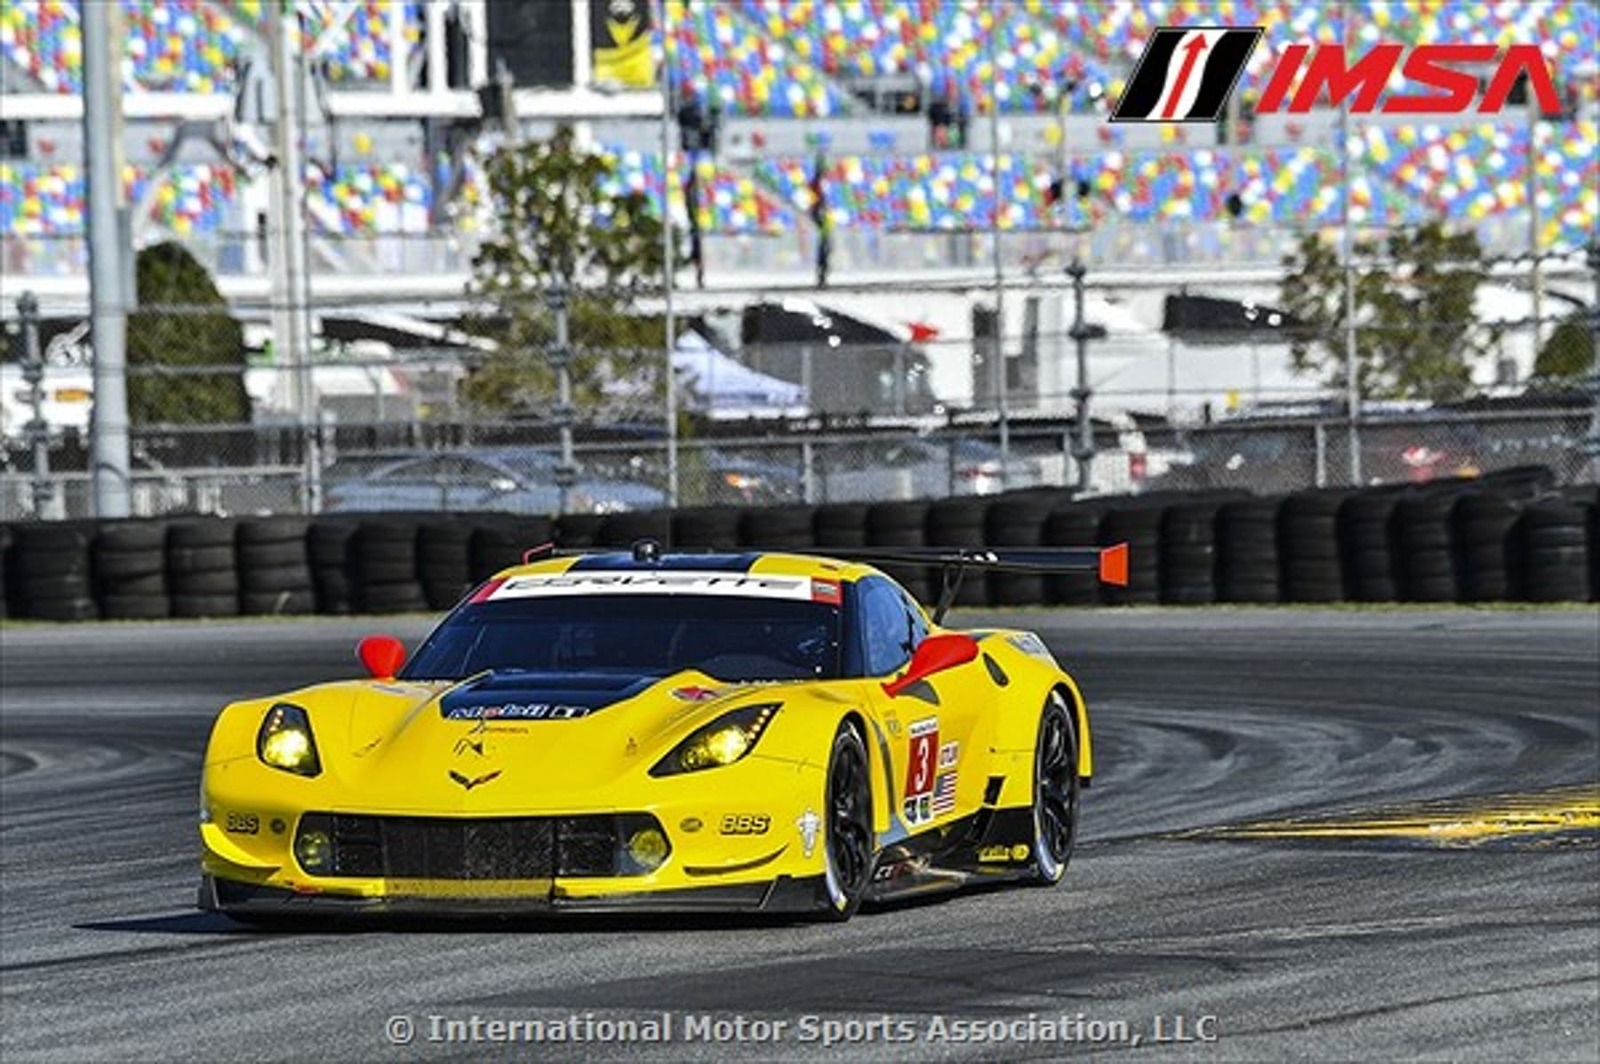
[3, 116, 1594, 247]
[0, 0, 418, 94]
[2, 2, 1594, 253]
[3, 2, 1595, 108]
[669, 2, 1596, 117]
[603, 149, 799, 235]
[309, 161, 431, 234]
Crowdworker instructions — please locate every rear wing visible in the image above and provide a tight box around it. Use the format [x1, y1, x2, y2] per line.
[519, 540, 1129, 623]
[811, 544, 1129, 622]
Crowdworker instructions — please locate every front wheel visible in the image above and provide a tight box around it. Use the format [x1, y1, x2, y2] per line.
[821, 720, 874, 920]
[1026, 692, 1080, 885]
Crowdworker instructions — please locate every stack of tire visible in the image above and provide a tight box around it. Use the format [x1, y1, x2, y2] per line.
[739, 505, 815, 552]
[1096, 502, 1162, 606]
[673, 506, 744, 551]
[350, 519, 425, 614]
[306, 519, 359, 614]
[1158, 494, 1247, 605]
[0, 524, 10, 620]
[8, 521, 98, 621]
[1392, 492, 1462, 602]
[236, 517, 315, 615]
[1043, 502, 1102, 605]
[1337, 490, 1404, 602]
[468, 515, 555, 582]
[167, 519, 240, 618]
[93, 520, 170, 619]
[1516, 496, 1593, 603]
[553, 513, 608, 550]
[1278, 490, 1348, 602]
[925, 498, 991, 607]
[417, 521, 474, 609]
[814, 503, 870, 550]
[1452, 492, 1522, 602]
[1215, 497, 1281, 603]
[595, 510, 672, 549]
[985, 492, 1057, 606]
[866, 501, 932, 602]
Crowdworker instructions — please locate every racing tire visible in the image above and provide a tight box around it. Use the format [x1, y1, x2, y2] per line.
[820, 721, 874, 922]
[597, 510, 672, 549]
[171, 592, 241, 619]
[554, 513, 607, 549]
[986, 495, 1056, 606]
[926, 498, 991, 606]
[1044, 505, 1103, 606]
[738, 505, 816, 550]
[1025, 692, 1080, 886]
[1101, 506, 1161, 606]
[813, 503, 870, 549]
[674, 506, 744, 550]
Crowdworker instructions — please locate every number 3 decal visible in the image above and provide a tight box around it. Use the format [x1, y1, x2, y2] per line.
[904, 718, 939, 800]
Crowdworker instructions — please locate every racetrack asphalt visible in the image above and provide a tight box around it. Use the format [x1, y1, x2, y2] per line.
[1, 609, 1596, 1062]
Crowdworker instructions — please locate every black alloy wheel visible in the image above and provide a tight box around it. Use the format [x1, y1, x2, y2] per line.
[1028, 692, 1080, 885]
[822, 721, 874, 920]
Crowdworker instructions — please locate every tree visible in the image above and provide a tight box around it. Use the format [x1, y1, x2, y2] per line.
[1279, 222, 1496, 404]
[464, 124, 673, 418]
[125, 241, 250, 424]
[1532, 313, 1594, 386]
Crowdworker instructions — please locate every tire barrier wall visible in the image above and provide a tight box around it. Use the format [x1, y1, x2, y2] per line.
[0, 473, 1594, 619]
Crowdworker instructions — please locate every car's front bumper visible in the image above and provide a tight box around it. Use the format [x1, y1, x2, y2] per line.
[199, 872, 832, 917]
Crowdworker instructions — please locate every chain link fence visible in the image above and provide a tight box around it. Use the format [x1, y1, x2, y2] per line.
[3, 253, 1596, 522]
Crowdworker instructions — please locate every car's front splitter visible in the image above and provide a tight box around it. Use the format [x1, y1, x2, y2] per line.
[200, 873, 832, 918]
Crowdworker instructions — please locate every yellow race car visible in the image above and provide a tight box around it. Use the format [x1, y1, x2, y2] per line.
[198, 540, 1127, 921]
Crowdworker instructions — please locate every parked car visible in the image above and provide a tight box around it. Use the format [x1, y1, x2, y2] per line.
[818, 438, 1044, 502]
[323, 449, 664, 515]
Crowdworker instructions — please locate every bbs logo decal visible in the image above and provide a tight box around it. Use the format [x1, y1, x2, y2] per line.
[1112, 27, 1263, 123]
[719, 814, 771, 835]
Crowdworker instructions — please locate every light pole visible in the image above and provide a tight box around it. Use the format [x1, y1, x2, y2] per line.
[1587, 239, 1600, 482]
[1067, 258, 1093, 494]
[82, 0, 131, 517]
[986, 8, 1010, 489]
[1338, 7, 1361, 486]
[658, 0, 679, 508]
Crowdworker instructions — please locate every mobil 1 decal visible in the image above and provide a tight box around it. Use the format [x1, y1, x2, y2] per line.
[903, 717, 939, 826]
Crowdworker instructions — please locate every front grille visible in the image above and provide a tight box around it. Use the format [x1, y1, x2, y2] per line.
[295, 813, 660, 879]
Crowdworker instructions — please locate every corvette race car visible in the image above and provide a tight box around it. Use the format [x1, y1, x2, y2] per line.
[199, 540, 1127, 920]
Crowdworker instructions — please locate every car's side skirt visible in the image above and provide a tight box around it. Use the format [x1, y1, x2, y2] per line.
[865, 807, 1039, 902]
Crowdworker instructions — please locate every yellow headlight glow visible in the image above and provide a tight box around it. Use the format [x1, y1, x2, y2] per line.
[256, 704, 321, 777]
[690, 725, 753, 769]
[651, 703, 780, 777]
[261, 727, 312, 770]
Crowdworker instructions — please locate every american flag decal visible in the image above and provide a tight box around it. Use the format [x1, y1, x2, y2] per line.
[1111, 27, 1263, 123]
[931, 772, 957, 816]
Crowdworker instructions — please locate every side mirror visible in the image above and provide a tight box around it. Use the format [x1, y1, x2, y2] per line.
[882, 632, 979, 698]
[357, 635, 406, 680]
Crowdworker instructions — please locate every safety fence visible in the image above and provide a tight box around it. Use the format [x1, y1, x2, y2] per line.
[1, 468, 1593, 622]
[4, 407, 1593, 523]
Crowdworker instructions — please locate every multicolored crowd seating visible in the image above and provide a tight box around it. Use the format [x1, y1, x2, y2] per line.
[0, 0, 419, 94]
[6, 3, 1593, 112]
[3, 117, 1595, 248]
[667, 1, 1595, 117]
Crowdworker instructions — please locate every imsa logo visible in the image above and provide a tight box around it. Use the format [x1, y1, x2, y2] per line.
[1111, 27, 1263, 123]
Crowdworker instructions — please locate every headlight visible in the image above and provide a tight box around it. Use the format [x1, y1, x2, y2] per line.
[650, 703, 781, 777]
[257, 703, 321, 777]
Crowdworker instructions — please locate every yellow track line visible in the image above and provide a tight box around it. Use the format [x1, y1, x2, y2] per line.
[1175, 784, 1600, 847]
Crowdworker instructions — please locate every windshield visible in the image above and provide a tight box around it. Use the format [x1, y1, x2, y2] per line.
[401, 595, 843, 682]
